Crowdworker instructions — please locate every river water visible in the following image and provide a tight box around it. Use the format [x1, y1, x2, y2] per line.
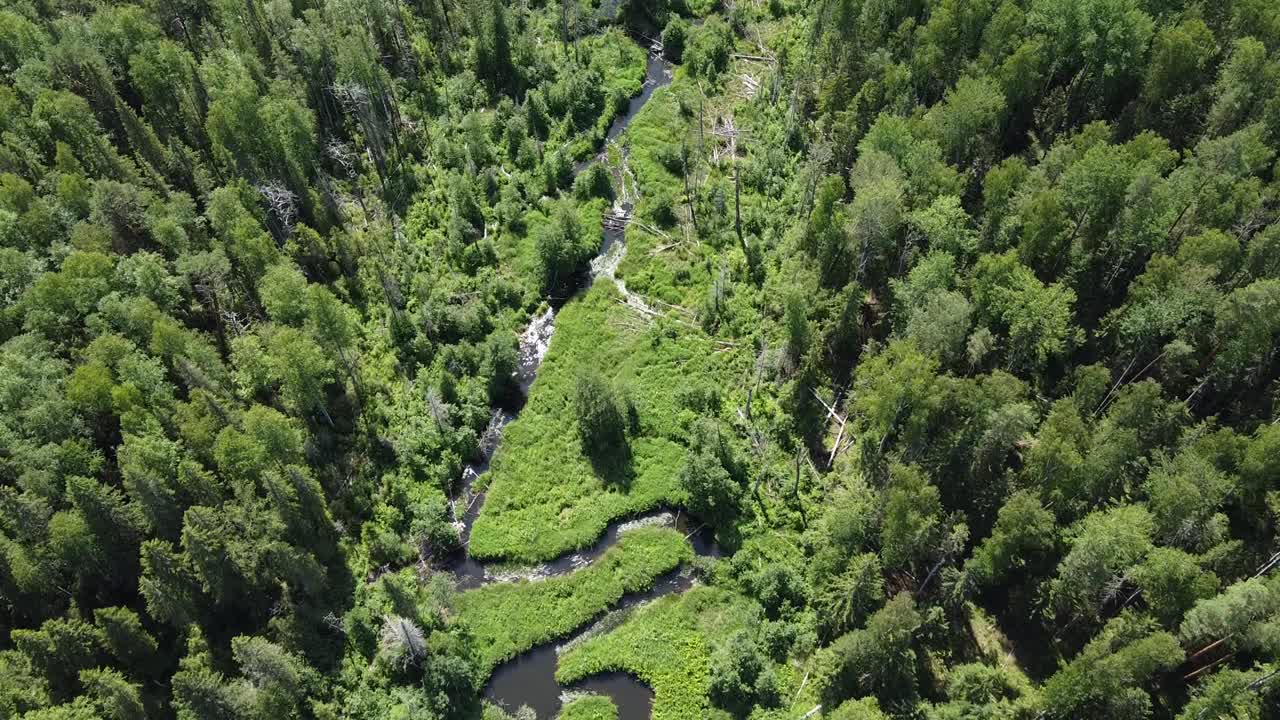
[446, 45, 723, 719]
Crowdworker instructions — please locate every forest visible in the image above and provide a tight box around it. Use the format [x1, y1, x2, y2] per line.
[1, 0, 1279, 718]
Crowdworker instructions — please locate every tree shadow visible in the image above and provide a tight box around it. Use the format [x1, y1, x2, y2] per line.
[587, 438, 635, 490]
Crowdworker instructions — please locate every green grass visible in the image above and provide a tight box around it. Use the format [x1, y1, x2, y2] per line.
[455, 526, 692, 675]
[468, 281, 747, 562]
[555, 586, 753, 720]
[557, 695, 619, 720]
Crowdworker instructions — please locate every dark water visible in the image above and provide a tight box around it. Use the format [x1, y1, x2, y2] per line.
[479, 514, 720, 717]
[449, 46, 706, 720]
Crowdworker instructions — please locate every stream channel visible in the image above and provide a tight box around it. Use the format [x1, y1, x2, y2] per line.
[446, 46, 724, 720]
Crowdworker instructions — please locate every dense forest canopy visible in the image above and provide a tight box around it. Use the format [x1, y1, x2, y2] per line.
[0, 0, 1279, 718]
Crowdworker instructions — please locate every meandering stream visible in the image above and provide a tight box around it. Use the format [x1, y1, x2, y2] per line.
[446, 46, 723, 719]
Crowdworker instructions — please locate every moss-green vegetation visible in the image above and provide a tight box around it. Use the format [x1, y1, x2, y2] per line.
[6, 0, 1280, 716]
[556, 695, 619, 720]
[556, 587, 755, 720]
[456, 526, 692, 674]
[469, 281, 748, 562]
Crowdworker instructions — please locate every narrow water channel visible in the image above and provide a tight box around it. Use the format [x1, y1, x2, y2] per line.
[444, 44, 722, 719]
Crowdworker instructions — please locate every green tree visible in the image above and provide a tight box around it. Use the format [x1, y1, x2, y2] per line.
[1041, 613, 1183, 720]
[924, 75, 1007, 166]
[1130, 547, 1218, 628]
[171, 629, 250, 720]
[574, 370, 630, 478]
[1206, 38, 1278, 137]
[1049, 504, 1154, 622]
[1145, 449, 1233, 552]
[1028, 0, 1154, 127]
[815, 593, 924, 707]
[11, 618, 104, 701]
[79, 668, 144, 720]
[960, 490, 1057, 591]
[1180, 576, 1280, 652]
[94, 606, 159, 674]
[813, 552, 885, 641]
[1177, 665, 1277, 720]
[231, 635, 314, 719]
[971, 251, 1078, 375]
[139, 540, 200, 627]
[880, 464, 943, 572]
[1212, 279, 1280, 395]
[1138, 19, 1217, 144]
[849, 341, 942, 475]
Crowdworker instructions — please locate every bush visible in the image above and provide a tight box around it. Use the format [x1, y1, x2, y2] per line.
[684, 17, 734, 81]
[654, 143, 685, 175]
[752, 564, 806, 619]
[709, 630, 769, 717]
[574, 163, 614, 202]
[662, 18, 689, 63]
[646, 186, 679, 227]
[680, 447, 739, 526]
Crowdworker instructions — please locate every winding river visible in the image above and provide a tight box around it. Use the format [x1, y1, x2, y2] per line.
[447, 47, 723, 719]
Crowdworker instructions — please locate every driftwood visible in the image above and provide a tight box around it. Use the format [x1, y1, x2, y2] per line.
[648, 238, 688, 255]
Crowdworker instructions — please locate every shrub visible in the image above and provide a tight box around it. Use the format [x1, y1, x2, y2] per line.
[574, 163, 615, 202]
[662, 18, 689, 63]
[684, 17, 733, 81]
